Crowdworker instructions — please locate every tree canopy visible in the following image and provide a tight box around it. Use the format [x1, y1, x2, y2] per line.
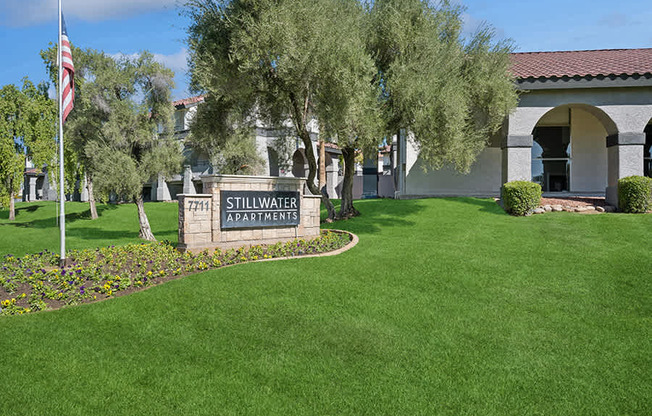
[42, 45, 181, 239]
[369, 0, 517, 173]
[185, 0, 383, 219]
[0, 79, 56, 220]
[184, 0, 518, 218]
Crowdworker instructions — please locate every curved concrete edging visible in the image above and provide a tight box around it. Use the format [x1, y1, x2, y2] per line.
[247, 229, 359, 264]
[12, 230, 359, 316]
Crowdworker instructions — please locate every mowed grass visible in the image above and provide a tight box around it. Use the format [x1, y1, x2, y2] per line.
[0, 201, 179, 256]
[0, 198, 650, 415]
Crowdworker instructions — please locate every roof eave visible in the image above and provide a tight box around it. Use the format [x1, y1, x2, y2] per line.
[515, 73, 652, 90]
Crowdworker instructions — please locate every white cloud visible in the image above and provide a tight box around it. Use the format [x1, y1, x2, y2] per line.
[153, 48, 188, 72]
[597, 12, 632, 28]
[461, 12, 507, 43]
[461, 12, 483, 36]
[2, 0, 179, 26]
[109, 48, 188, 72]
[108, 49, 191, 100]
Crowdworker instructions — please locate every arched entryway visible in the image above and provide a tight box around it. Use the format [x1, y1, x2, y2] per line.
[531, 104, 616, 194]
[267, 147, 280, 176]
[292, 149, 308, 178]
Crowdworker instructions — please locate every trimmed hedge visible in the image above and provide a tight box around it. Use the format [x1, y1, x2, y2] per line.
[618, 175, 652, 213]
[502, 181, 542, 216]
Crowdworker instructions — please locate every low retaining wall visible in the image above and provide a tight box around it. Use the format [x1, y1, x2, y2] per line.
[178, 175, 321, 252]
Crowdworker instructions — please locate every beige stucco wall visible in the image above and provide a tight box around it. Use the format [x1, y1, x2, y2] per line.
[404, 144, 502, 197]
[509, 87, 652, 136]
[570, 108, 608, 193]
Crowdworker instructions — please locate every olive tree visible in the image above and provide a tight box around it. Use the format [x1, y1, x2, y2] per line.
[185, 0, 382, 221]
[43, 46, 181, 240]
[368, 0, 518, 173]
[0, 79, 56, 220]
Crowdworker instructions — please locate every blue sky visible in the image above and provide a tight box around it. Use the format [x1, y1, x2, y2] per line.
[1, 0, 651, 101]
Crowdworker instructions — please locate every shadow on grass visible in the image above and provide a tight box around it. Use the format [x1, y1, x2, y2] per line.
[17, 204, 41, 213]
[0, 203, 40, 220]
[443, 197, 507, 215]
[0, 204, 118, 228]
[322, 198, 425, 235]
[65, 227, 178, 241]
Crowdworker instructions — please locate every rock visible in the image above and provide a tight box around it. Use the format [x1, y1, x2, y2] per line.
[596, 206, 605, 212]
[563, 206, 574, 212]
[543, 205, 552, 212]
[533, 208, 545, 214]
[574, 207, 584, 212]
[552, 205, 563, 212]
[604, 205, 616, 212]
[585, 206, 596, 211]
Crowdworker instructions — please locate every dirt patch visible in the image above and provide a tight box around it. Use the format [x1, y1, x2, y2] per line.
[540, 197, 606, 208]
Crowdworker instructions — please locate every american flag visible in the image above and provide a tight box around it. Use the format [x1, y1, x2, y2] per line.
[61, 14, 74, 121]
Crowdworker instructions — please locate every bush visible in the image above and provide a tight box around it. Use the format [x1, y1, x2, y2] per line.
[618, 176, 652, 213]
[502, 181, 542, 216]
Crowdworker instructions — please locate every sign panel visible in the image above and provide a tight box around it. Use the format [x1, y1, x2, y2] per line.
[220, 190, 300, 229]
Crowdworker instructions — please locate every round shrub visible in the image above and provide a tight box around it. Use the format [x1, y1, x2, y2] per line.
[618, 175, 652, 213]
[502, 181, 542, 216]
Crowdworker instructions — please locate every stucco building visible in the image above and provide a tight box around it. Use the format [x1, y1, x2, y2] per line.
[395, 48, 652, 207]
[25, 48, 649, 206]
[148, 96, 345, 202]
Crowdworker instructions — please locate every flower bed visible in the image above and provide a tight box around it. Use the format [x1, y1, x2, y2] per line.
[0, 230, 351, 316]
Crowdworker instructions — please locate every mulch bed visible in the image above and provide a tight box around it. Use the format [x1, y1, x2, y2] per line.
[0, 230, 354, 316]
[539, 197, 607, 208]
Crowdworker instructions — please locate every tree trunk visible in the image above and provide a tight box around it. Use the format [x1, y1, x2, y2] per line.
[296, 126, 336, 221]
[135, 195, 156, 241]
[87, 174, 98, 220]
[319, 139, 326, 191]
[288, 93, 336, 221]
[339, 146, 359, 219]
[8, 177, 15, 221]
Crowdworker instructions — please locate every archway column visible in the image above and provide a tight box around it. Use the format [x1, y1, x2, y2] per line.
[606, 132, 645, 207]
[325, 158, 339, 198]
[501, 134, 533, 184]
[155, 173, 172, 201]
[183, 165, 197, 195]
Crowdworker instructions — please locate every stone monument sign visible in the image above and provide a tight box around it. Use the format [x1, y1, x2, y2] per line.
[178, 175, 321, 252]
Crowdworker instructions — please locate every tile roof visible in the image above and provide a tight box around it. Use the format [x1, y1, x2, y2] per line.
[317, 142, 341, 151]
[173, 95, 205, 108]
[510, 48, 652, 79]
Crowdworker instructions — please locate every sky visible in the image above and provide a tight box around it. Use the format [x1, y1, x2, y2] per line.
[1, 0, 651, 101]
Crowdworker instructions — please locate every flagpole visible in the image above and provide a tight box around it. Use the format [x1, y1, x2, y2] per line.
[58, 0, 66, 265]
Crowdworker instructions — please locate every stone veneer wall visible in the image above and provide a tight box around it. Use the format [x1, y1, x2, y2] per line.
[178, 175, 321, 252]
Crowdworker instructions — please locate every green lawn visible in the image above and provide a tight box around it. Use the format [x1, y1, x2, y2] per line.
[0, 198, 650, 415]
[0, 201, 179, 256]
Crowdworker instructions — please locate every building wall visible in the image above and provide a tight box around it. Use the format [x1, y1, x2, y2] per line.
[570, 108, 608, 192]
[509, 87, 652, 136]
[404, 142, 502, 197]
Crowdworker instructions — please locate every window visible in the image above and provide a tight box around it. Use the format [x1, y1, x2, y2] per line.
[532, 126, 571, 192]
[174, 110, 187, 132]
[645, 125, 652, 177]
